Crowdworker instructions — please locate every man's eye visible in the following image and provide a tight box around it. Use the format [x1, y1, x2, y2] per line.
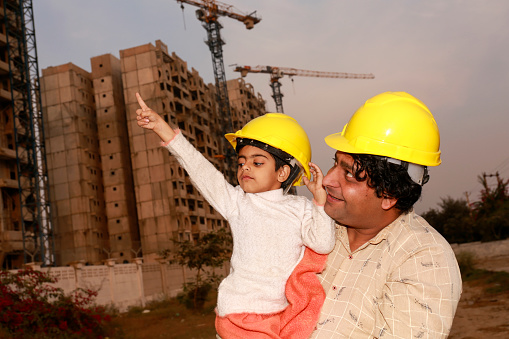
[254, 162, 263, 166]
[346, 171, 354, 178]
[238, 162, 245, 167]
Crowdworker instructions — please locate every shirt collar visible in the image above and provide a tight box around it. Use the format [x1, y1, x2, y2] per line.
[336, 209, 414, 250]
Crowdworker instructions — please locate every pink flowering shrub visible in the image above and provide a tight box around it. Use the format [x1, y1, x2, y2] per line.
[0, 268, 111, 338]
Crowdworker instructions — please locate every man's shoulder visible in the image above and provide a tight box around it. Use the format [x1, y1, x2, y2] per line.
[388, 211, 454, 253]
[383, 211, 461, 289]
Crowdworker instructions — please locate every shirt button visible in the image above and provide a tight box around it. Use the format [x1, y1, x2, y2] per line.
[348, 255, 353, 259]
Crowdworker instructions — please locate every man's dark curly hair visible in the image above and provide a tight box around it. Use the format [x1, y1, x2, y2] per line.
[350, 154, 427, 213]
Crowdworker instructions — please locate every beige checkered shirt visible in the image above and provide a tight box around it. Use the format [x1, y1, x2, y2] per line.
[311, 210, 462, 338]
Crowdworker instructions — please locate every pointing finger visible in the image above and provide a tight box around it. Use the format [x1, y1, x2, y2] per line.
[136, 93, 149, 110]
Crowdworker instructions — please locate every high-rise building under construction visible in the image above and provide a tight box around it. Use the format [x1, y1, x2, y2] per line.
[29, 40, 266, 266]
[1, 0, 54, 269]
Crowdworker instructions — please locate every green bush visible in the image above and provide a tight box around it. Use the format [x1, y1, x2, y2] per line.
[177, 282, 212, 310]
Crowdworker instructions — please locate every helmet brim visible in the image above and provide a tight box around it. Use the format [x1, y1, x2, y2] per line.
[324, 132, 442, 167]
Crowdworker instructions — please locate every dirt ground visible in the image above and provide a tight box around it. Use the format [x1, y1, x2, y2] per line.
[107, 256, 509, 338]
[449, 256, 509, 338]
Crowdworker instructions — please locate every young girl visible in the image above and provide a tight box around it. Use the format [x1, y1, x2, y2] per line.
[136, 93, 335, 338]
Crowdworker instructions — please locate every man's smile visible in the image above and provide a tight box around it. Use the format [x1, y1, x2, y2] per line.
[326, 188, 343, 202]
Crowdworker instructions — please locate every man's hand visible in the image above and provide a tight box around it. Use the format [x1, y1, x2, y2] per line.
[303, 162, 327, 205]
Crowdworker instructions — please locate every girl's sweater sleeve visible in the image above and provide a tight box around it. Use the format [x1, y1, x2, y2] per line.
[300, 202, 336, 254]
[163, 132, 238, 219]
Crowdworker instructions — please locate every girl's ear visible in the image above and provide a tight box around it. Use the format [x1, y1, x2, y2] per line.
[277, 165, 291, 183]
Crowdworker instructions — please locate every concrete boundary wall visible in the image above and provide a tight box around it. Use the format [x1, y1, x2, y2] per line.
[16, 239, 507, 313]
[451, 238, 509, 259]
[19, 258, 225, 313]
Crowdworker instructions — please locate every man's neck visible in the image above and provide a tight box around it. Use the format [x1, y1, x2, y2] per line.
[346, 227, 382, 252]
[346, 212, 402, 252]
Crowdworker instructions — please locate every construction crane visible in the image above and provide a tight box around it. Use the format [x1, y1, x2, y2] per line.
[234, 65, 375, 113]
[176, 0, 260, 183]
[3, 0, 55, 266]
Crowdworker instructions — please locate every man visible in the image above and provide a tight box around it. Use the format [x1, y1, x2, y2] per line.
[311, 92, 462, 338]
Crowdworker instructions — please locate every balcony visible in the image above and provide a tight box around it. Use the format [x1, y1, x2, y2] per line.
[1, 230, 26, 252]
[0, 146, 16, 160]
[0, 178, 18, 189]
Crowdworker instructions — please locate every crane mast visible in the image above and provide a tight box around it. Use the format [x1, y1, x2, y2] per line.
[176, 0, 260, 183]
[234, 65, 375, 113]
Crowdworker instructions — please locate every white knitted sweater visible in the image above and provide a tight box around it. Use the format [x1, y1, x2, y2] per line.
[164, 132, 335, 316]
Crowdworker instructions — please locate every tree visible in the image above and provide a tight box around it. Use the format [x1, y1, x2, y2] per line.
[473, 172, 509, 241]
[422, 172, 509, 244]
[422, 196, 476, 244]
[161, 227, 232, 310]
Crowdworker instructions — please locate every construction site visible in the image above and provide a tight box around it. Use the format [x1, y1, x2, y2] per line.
[0, 0, 271, 268]
[0, 0, 375, 269]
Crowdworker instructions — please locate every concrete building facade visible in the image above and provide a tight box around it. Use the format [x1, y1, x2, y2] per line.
[0, 1, 23, 268]
[33, 40, 266, 266]
[91, 54, 140, 263]
[1, 0, 50, 269]
[40, 63, 109, 265]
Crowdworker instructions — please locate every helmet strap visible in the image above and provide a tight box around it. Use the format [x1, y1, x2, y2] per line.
[384, 157, 429, 185]
[282, 159, 303, 194]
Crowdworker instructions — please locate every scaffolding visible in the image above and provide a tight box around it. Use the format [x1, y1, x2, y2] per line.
[3, 0, 54, 266]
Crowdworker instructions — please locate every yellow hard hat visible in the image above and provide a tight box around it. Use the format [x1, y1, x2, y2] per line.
[225, 113, 311, 186]
[325, 91, 441, 167]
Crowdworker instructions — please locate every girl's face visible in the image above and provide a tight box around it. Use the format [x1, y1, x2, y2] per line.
[237, 145, 288, 193]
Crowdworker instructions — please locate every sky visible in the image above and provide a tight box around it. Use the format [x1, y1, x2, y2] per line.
[33, 0, 509, 214]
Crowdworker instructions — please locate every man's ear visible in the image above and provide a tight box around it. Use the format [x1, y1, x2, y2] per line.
[381, 195, 398, 210]
[277, 165, 291, 183]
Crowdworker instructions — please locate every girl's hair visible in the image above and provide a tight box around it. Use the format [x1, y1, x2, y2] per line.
[235, 138, 292, 171]
[350, 154, 424, 212]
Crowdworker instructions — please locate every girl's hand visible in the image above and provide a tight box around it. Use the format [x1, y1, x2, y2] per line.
[302, 162, 327, 205]
[136, 93, 175, 142]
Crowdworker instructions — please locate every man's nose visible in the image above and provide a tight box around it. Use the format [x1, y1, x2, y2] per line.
[322, 167, 338, 187]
